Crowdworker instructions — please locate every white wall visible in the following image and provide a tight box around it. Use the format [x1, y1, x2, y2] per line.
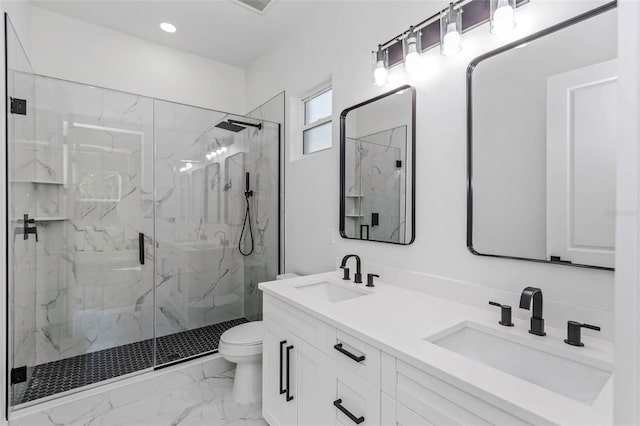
[246, 1, 615, 325]
[29, 6, 246, 113]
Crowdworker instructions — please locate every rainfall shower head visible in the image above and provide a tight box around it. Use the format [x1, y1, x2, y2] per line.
[215, 118, 263, 133]
[215, 121, 246, 133]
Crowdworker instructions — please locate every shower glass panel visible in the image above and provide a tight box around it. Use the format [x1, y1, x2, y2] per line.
[153, 101, 279, 365]
[6, 16, 38, 410]
[8, 72, 155, 407]
[243, 120, 280, 321]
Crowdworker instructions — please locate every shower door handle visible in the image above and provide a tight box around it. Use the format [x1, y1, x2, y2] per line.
[138, 233, 145, 265]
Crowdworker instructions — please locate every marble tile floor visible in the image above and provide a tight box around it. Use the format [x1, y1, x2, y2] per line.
[10, 364, 268, 426]
[14, 318, 248, 405]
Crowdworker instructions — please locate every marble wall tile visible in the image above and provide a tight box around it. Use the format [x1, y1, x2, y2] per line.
[246, 92, 285, 274]
[345, 126, 407, 243]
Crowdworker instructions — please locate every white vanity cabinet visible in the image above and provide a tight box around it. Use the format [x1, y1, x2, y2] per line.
[263, 297, 329, 426]
[263, 293, 536, 426]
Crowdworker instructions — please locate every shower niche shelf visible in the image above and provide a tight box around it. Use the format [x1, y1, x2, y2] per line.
[11, 179, 64, 185]
[12, 216, 68, 222]
[33, 217, 68, 222]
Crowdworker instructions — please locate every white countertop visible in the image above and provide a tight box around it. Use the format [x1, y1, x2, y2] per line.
[259, 271, 613, 426]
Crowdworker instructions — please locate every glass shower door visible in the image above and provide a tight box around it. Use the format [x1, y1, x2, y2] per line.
[6, 15, 38, 409]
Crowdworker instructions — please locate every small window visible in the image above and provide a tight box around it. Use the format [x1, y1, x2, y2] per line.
[302, 88, 332, 154]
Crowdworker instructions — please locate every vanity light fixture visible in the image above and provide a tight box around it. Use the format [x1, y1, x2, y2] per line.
[441, 3, 462, 56]
[403, 27, 422, 73]
[490, 0, 516, 34]
[160, 22, 177, 33]
[372, 45, 389, 87]
[369, 0, 528, 83]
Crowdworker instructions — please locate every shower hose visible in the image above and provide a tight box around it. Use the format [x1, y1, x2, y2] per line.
[239, 190, 254, 256]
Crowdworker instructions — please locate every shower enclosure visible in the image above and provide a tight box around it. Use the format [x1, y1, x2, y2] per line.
[5, 16, 281, 412]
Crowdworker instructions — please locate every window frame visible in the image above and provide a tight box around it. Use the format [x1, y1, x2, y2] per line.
[301, 86, 333, 155]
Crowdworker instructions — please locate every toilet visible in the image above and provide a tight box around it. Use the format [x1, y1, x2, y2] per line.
[219, 321, 264, 404]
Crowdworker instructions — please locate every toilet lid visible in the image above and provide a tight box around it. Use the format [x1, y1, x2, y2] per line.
[220, 321, 264, 346]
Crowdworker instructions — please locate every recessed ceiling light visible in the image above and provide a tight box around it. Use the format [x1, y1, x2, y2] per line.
[160, 22, 176, 33]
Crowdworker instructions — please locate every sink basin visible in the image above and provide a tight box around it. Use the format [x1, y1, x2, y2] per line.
[294, 281, 369, 303]
[426, 322, 612, 404]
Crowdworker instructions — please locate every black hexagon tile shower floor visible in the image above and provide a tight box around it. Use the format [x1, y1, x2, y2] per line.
[15, 318, 248, 405]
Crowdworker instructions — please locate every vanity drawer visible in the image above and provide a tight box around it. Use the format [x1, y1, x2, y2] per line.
[327, 359, 380, 426]
[264, 294, 328, 350]
[328, 328, 381, 388]
[394, 360, 532, 426]
[381, 393, 434, 426]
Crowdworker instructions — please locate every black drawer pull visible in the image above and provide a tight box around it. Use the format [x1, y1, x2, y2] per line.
[279, 340, 287, 395]
[333, 399, 364, 424]
[286, 345, 294, 401]
[334, 343, 365, 363]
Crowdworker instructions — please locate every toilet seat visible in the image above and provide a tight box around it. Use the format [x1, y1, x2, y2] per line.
[220, 321, 264, 346]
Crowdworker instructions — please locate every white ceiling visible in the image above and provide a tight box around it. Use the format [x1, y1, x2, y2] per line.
[31, 0, 325, 67]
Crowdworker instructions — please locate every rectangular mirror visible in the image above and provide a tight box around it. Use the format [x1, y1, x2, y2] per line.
[467, 3, 617, 270]
[340, 85, 415, 245]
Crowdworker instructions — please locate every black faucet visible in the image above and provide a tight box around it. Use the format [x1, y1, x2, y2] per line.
[519, 287, 546, 336]
[340, 254, 362, 284]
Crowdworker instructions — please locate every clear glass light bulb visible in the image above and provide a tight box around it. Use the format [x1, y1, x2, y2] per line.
[373, 60, 388, 87]
[186, 162, 193, 169]
[206, 153, 212, 160]
[211, 151, 217, 157]
[216, 148, 223, 155]
[442, 23, 461, 56]
[404, 37, 421, 72]
[492, 0, 515, 34]
[221, 146, 228, 152]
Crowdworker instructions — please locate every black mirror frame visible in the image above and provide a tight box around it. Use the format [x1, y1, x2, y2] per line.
[466, 1, 616, 271]
[339, 84, 417, 245]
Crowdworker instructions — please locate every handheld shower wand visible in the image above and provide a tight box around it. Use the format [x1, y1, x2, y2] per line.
[239, 172, 254, 256]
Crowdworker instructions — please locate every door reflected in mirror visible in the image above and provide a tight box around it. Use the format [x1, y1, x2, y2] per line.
[340, 85, 415, 245]
[467, 4, 617, 270]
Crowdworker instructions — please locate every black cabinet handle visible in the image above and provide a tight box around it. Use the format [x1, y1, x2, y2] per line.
[334, 343, 365, 363]
[286, 345, 294, 401]
[279, 340, 287, 394]
[333, 399, 364, 424]
[359, 225, 369, 240]
[138, 233, 145, 265]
